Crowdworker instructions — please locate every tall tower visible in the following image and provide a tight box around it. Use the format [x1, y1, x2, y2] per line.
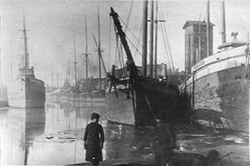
[183, 21, 214, 74]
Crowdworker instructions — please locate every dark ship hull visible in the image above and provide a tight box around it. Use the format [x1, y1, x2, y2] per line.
[106, 7, 190, 127]
[180, 46, 250, 132]
[106, 76, 182, 126]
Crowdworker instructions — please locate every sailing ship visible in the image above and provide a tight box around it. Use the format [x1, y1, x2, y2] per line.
[47, 14, 106, 103]
[90, 9, 107, 100]
[179, 1, 249, 132]
[106, 2, 188, 126]
[7, 12, 45, 108]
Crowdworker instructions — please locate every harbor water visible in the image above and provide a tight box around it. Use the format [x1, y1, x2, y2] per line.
[0, 99, 249, 165]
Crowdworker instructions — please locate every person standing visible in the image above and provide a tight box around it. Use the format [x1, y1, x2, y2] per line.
[151, 111, 176, 166]
[84, 113, 104, 166]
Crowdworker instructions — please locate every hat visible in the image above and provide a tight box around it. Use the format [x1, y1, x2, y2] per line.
[91, 112, 100, 120]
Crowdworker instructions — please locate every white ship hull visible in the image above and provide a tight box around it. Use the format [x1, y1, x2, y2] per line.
[180, 46, 250, 132]
[8, 77, 45, 108]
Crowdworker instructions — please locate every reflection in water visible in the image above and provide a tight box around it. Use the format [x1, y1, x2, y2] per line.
[1, 100, 247, 165]
[0, 107, 45, 165]
[27, 100, 106, 165]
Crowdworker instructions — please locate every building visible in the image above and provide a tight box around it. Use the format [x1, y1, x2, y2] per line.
[183, 21, 214, 74]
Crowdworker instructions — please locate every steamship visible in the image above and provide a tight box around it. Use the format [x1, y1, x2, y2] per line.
[8, 14, 45, 108]
[180, 2, 249, 132]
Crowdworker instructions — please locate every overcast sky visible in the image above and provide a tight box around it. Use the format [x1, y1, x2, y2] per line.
[1, 0, 250, 86]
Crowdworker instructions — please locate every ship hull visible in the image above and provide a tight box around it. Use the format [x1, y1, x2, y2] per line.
[8, 77, 45, 108]
[105, 77, 184, 126]
[180, 46, 250, 132]
[0, 85, 9, 108]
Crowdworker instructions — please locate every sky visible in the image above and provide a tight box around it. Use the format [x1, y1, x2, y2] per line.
[1, 0, 250, 87]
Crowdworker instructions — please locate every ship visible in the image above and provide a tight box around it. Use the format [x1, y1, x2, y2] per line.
[106, 4, 189, 126]
[46, 14, 106, 103]
[179, 2, 249, 132]
[7, 12, 45, 108]
[0, 85, 8, 108]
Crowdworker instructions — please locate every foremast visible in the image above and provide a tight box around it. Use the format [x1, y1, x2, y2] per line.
[109, 7, 139, 83]
[19, 10, 35, 78]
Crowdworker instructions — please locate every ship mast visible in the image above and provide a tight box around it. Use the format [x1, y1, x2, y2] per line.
[149, 0, 154, 78]
[154, 0, 165, 78]
[198, 17, 201, 62]
[22, 9, 29, 69]
[154, 0, 158, 78]
[206, 1, 211, 57]
[85, 16, 89, 93]
[73, 35, 77, 91]
[110, 7, 139, 82]
[142, 0, 148, 77]
[221, 1, 226, 44]
[98, 8, 102, 91]
[82, 16, 90, 93]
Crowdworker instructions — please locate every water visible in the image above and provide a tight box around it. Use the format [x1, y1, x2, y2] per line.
[0, 99, 249, 165]
[0, 100, 106, 165]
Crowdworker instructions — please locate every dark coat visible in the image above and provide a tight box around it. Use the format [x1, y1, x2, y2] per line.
[83, 122, 104, 162]
[152, 123, 176, 152]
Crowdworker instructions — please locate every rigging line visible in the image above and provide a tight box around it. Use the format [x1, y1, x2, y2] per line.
[126, 35, 142, 57]
[159, 1, 174, 73]
[112, 22, 119, 67]
[160, 22, 170, 71]
[158, 2, 171, 65]
[163, 21, 175, 73]
[158, 5, 173, 75]
[111, 16, 141, 73]
[119, 16, 143, 49]
[133, 20, 143, 57]
[119, 42, 126, 70]
[159, 3, 175, 73]
[118, 41, 124, 72]
[115, 40, 119, 68]
[161, 1, 170, 43]
[164, 24, 174, 73]
[109, 16, 111, 71]
[124, 0, 134, 33]
[119, 42, 127, 76]
[114, 27, 123, 70]
[161, 23, 172, 75]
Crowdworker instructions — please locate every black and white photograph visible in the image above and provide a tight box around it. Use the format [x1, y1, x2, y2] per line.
[0, 0, 249, 165]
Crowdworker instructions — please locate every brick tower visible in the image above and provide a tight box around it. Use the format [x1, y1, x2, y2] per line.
[183, 21, 214, 74]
